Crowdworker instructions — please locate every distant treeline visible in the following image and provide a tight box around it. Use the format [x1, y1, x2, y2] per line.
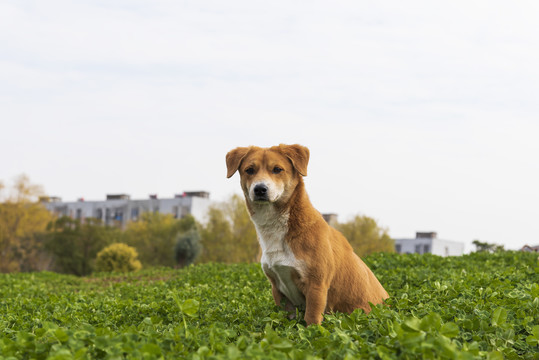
[0, 175, 394, 275]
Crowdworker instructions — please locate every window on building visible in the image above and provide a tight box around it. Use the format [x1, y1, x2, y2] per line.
[96, 208, 103, 220]
[172, 206, 179, 219]
[415, 244, 421, 254]
[153, 206, 159, 213]
[181, 206, 189, 218]
[76, 209, 82, 220]
[445, 246, 449, 256]
[131, 207, 139, 220]
[395, 244, 401, 253]
[423, 244, 430, 253]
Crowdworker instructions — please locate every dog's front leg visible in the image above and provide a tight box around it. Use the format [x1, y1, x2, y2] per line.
[267, 274, 296, 317]
[270, 282, 284, 306]
[266, 273, 283, 305]
[304, 284, 328, 325]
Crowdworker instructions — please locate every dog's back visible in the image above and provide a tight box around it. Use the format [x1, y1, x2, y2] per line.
[326, 226, 389, 314]
[284, 188, 388, 315]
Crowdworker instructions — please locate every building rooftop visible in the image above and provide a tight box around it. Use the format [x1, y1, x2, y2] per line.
[416, 232, 437, 239]
[41, 191, 210, 203]
[520, 244, 539, 252]
[106, 194, 131, 200]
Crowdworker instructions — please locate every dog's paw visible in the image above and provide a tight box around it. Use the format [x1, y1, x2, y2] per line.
[287, 312, 297, 320]
[304, 313, 323, 326]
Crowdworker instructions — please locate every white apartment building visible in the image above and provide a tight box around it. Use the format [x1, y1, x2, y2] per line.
[41, 191, 211, 227]
[394, 232, 464, 257]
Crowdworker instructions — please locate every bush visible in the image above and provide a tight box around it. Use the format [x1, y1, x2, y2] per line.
[174, 228, 202, 268]
[95, 243, 142, 273]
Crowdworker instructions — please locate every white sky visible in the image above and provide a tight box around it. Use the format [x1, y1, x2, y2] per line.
[1, 0, 538, 252]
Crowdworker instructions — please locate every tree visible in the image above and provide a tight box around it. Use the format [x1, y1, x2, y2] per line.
[45, 217, 119, 276]
[0, 175, 55, 273]
[174, 228, 202, 268]
[472, 239, 504, 253]
[198, 194, 258, 263]
[334, 215, 395, 257]
[122, 213, 195, 267]
[198, 205, 235, 263]
[223, 194, 259, 262]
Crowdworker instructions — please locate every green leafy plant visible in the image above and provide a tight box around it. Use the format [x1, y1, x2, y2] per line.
[169, 290, 200, 335]
[1, 251, 538, 359]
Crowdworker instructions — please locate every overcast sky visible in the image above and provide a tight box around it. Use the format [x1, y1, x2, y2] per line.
[1, 0, 538, 251]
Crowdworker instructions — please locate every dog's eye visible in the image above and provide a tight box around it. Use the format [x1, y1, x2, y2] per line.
[272, 167, 283, 174]
[245, 168, 255, 175]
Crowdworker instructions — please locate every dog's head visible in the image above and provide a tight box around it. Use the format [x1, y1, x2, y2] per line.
[226, 144, 309, 205]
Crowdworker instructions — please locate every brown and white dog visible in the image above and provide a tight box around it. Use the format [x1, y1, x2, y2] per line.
[226, 144, 389, 325]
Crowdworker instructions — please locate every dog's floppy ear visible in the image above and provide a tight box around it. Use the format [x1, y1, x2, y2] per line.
[279, 144, 310, 176]
[226, 147, 250, 178]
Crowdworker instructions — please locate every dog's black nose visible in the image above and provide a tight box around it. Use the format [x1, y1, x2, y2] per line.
[254, 184, 269, 200]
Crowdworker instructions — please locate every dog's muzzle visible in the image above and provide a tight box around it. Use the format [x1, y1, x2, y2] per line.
[253, 184, 269, 201]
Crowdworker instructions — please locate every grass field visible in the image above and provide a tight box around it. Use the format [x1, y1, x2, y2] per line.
[1, 252, 538, 359]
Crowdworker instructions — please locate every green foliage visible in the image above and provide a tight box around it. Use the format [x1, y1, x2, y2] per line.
[473, 239, 505, 253]
[1, 251, 538, 359]
[95, 243, 142, 273]
[198, 205, 234, 263]
[175, 228, 202, 268]
[335, 214, 395, 256]
[45, 217, 119, 276]
[122, 213, 196, 267]
[198, 194, 258, 263]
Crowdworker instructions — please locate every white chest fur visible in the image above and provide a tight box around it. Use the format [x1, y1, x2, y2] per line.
[251, 206, 306, 306]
